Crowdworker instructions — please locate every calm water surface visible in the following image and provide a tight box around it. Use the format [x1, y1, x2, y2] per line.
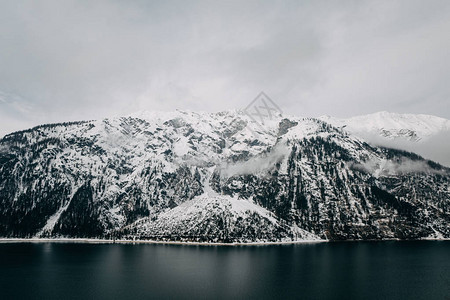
[0, 241, 449, 299]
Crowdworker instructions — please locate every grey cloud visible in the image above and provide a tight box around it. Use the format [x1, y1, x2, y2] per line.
[351, 157, 446, 176]
[1, 0, 450, 137]
[220, 144, 290, 178]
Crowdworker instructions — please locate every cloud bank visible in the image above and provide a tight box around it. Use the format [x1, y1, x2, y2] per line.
[221, 144, 290, 177]
[351, 157, 446, 177]
[1, 1, 450, 136]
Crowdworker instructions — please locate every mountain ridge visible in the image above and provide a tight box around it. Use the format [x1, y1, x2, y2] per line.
[0, 110, 449, 242]
[319, 111, 450, 141]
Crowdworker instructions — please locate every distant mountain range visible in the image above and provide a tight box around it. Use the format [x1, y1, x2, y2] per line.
[319, 111, 450, 167]
[0, 110, 449, 242]
[319, 111, 450, 141]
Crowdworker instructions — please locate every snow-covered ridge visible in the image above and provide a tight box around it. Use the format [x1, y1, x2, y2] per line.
[319, 111, 450, 141]
[319, 111, 450, 166]
[1, 109, 449, 242]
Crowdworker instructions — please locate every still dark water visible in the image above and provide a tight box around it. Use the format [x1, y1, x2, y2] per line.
[0, 241, 449, 300]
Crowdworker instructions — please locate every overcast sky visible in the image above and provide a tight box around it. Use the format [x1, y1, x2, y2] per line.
[1, 0, 450, 136]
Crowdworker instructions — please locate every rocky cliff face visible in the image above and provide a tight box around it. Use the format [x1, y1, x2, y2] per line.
[0, 111, 449, 242]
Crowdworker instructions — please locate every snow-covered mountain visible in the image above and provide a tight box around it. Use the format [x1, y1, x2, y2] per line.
[0, 110, 449, 242]
[319, 111, 450, 141]
[319, 111, 450, 167]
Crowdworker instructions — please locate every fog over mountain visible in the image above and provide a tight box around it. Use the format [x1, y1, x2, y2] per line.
[0, 1, 449, 242]
[2, 3, 450, 300]
[320, 111, 450, 167]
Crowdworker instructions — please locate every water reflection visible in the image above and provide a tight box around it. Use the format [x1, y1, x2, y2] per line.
[0, 241, 449, 299]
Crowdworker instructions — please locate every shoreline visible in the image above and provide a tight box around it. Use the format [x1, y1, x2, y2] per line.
[0, 237, 448, 246]
[0, 238, 327, 246]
